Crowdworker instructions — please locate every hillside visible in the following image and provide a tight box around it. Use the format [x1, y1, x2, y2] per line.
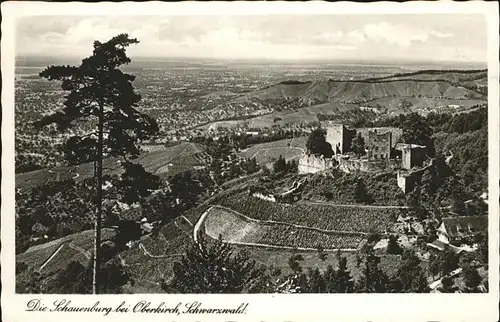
[364, 69, 487, 83]
[16, 228, 116, 290]
[202, 206, 366, 251]
[239, 137, 307, 165]
[113, 187, 401, 291]
[190, 69, 487, 132]
[16, 142, 211, 190]
[15, 68, 489, 294]
[241, 78, 485, 106]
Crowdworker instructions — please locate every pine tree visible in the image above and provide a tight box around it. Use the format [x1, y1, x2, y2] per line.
[288, 254, 304, 274]
[332, 256, 355, 293]
[354, 178, 371, 204]
[306, 128, 333, 157]
[273, 155, 286, 173]
[119, 162, 162, 204]
[438, 276, 456, 293]
[356, 249, 389, 293]
[306, 268, 326, 293]
[323, 264, 337, 292]
[37, 34, 159, 294]
[395, 249, 430, 293]
[169, 234, 267, 293]
[462, 267, 482, 293]
[386, 235, 403, 254]
[169, 171, 203, 210]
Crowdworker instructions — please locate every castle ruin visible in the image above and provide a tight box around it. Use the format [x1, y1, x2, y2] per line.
[326, 123, 356, 155]
[298, 123, 427, 193]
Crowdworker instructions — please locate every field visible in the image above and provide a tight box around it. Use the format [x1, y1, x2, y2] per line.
[218, 194, 399, 233]
[241, 77, 486, 105]
[236, 245, 403, 279]
[15, 142, 210, 190]
[220, 72, 488, 129]
[16, 229, 115, 281]
[239, 137, 307, 165]
[203, 206, 365, 250]
[363, 96, 486, 113]
[118, 220, 193, 290]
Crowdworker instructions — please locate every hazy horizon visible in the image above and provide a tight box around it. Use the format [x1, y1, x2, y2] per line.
[16, 14, 487, 63]
[15, 54, 487, 71]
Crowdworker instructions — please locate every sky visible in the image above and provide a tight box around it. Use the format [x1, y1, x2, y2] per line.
[15, 14, 487, 63]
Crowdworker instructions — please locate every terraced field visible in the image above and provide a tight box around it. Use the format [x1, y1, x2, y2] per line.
[17, 229, 115, 275]
[219, 194, 399, 233]
[203, 206, 365, 250]
[118, 221, 193, 289]
[239, 137, 307, 165]
[16, 142, 210, 190]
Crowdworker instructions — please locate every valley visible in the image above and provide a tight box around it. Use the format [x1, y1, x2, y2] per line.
[15, 62, 489, 294]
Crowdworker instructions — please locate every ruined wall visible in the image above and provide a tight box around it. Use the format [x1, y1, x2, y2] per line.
[326, 124, 344, 155]
[397, 166, 428, 193]
[400, 146, 427, 170]
[326, 123, 356, 155]
[397, 172, 410, 194]
[343, 127, 356, 154]
[367, 131, 392, 161]
[411, 147, 427, 169]
[357, 127, 403, 147]
[298, 154, 335, 174]
[338, 159, 371, 173]
[401, 149, 412, 170]
[253, 192, 276, 202]
[338, 158, 400, 173]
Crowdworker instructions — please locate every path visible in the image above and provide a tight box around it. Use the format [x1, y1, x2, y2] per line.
[68, 242, 91, 260]
[193, 207, 212, 243]
[214, 240, 359, 252]
[180, 215, 193, 226]
[138, 243, 183, 259]
[39, 242, 68, 271]
[429, 268, 462, 290]
[118, 254, 129, 267]
[173, 217, 193, 239]
[302, 201, 409, 209]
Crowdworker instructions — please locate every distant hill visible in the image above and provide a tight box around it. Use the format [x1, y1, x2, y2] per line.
[212, 69, 487, 128]
[239, 71, 486, 105]
[364, 69, 487, 83]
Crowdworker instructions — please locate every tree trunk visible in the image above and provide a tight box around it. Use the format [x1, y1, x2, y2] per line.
[93, 101, 104, 294]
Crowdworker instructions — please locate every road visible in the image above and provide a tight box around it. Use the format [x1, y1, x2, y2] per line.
[429, 268, 462, 290]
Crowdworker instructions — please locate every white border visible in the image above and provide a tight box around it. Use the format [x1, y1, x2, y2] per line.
[2, 2, 499, 322]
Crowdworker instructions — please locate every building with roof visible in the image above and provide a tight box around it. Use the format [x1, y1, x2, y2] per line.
[437, 215, 488, 244]
[427, 239, 463, 253]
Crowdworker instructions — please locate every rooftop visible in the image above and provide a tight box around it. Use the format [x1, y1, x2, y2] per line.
[441, 215, 488, 238]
